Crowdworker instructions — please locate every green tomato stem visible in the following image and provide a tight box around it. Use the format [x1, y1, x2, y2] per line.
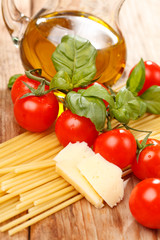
[123, 124, 152, 134]
[25, 69, 50, 86]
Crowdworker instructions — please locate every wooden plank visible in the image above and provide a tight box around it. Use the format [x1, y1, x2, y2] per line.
[0, 0, 160, 239]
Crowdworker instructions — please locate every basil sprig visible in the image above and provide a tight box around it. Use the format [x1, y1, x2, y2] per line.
[50, 35, 97, 91]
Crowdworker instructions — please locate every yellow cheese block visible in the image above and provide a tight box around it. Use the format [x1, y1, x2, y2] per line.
[54, 142, 104, 208]
[78, 153, 124, 208]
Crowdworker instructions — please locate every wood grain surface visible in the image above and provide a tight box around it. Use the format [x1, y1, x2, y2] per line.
[0, 0, 160, 239]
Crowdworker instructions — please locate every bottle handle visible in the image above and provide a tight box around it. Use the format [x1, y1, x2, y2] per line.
[1, 0, 30, 46]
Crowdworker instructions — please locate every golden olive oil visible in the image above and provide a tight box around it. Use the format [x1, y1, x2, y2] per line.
[20, 11, 126, 85]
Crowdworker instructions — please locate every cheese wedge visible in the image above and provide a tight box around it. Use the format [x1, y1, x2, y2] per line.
[54, 142, 104, 208]
[78, 153, 124, 208]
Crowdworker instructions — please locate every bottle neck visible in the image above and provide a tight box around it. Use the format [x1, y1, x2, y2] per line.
[111, 0, 126, 28]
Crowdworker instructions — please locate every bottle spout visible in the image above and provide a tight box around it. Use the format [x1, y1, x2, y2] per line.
[110, 0, 126, 31]
[1, 0, 30, 47]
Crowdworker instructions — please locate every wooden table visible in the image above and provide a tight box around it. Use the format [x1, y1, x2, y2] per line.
[0, 0, 160, 239]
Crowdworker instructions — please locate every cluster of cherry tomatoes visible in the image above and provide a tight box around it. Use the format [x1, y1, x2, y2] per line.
[10, 60, 160, 229]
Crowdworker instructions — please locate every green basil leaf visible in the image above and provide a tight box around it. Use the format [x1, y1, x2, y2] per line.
[8, 74, 22, 89]
[51, 35, 97, 89]
[126, 59, 145, 95]
[66, 91, 106, 131]
[139, 85, 160, 114]
[82, 84, 115, 107]
[50, 70, 73, 91]
[110, 87, 142, 123]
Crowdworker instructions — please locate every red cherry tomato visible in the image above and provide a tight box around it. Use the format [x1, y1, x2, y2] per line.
[55, 110, 98, 147]
[11, 75, 49, 103]
[130, 60, 160, 95]
[129, 178, 160, 229]
[132, 139, 160, 180]
[93, 129, 137, 169]
[14, 92, 59, 132]
[73, 82, 109, 108]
